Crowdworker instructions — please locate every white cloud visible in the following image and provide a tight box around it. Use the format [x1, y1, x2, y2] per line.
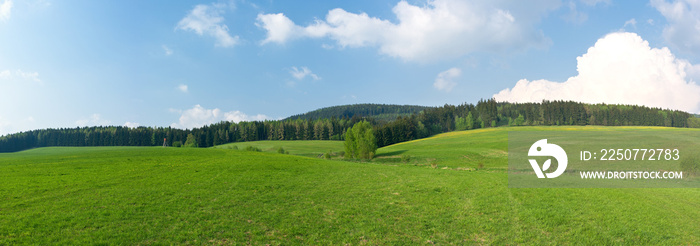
[257, 13, 300, 45]
[124, 122, 140, 128]
[289, 66, 320, 80]
[171, 104, 269, 129]
[223, 111, 268, 123]
[0, 118, 10, 136]
[0, 115, 36, 136]
[16, 70, 40, 82]
[76, 114, 111, 127]
[0, 70, 9, 79]
[652, 0, 700, 56]
[30, 0, 50, 8]
[177, 84, 188, 93]
[162, 45, 173, 55]
[0, 0, 11, 21]
[580, 0, 611, 6]
[563, 1, 588, 23]
[433, 68, 461, 92]
[0, 69, 41, 83]
[493, 32, 700, 113]
[171, 105, 222, 129]
[176, 3, 239, 47]
[257, 0, 558, 62]
[623, 18, 637, 29]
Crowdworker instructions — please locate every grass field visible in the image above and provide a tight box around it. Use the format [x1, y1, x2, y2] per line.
[213, 140, 344, 158]
[2, 126, 700, 244]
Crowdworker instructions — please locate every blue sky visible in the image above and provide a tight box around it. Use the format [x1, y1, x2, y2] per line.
[2, 0, 700, 135]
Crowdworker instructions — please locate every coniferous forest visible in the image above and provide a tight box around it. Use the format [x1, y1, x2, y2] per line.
[1, 99, 698, 153]
[286, 103, 431, 122]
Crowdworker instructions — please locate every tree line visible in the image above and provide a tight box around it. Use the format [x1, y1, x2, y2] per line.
[0, 117, 374, 153]
[1, 99, 698, 153]
[286, 103, 430, 122]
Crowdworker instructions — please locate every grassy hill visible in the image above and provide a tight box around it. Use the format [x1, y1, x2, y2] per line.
[2, 126, 700, 244]
[375, 125, 700, 169]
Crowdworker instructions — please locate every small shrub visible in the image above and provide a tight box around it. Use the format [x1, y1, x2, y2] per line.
[231, 145, 238, 150]
[323, 152, 331, 159]
[277, 147, 285, 154]
[285, 151, 289, 155]
[401, 155, 411, 163]
[172, 141, 182, 148]
[245, 146, 262, 152]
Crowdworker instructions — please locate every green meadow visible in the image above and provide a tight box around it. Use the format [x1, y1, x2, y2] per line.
[213, 140, 344, 158]
[1, 126, 700, 244]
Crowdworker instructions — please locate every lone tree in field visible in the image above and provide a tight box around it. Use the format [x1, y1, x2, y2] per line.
[344, 121, 377, 159]
[184, 133, 198, 148]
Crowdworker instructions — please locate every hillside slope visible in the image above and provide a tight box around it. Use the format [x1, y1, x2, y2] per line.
[375, 125, 700, 169]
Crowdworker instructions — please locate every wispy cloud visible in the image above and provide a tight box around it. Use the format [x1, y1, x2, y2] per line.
[0, 115, 36, 136]
[0, 0, 12, 22]
[623, 18, 637, 29]
[76, 114, 111, 127]
[652, 0, 700, 56]
[16, 70, 40, 82]
[0, 70, 9, 79]
[433, 68, 461, 92]
[124, 122, 140, 128]
[580, 0, 611, 6]
[563, 1, 587, 24]
[162, 45, 173, 55]
[177, 84, 188, 93]
[171, 105, 269, 129]
[289, 66, 320, 80]
[0, 69, 42, 83]
[176, 3, 239, 47]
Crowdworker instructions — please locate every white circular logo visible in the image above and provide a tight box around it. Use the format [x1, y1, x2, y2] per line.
[528, 139, 568, 178]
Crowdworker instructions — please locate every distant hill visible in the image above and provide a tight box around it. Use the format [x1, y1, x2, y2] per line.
[285, 104, 432, 121]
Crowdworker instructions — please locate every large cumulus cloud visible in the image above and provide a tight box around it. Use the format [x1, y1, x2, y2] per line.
[494, 32, 700, 113]
[256, 0, 558, 62]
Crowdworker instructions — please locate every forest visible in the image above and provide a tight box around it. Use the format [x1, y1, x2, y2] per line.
[1, 99, 698, 153]
[285, 103, 430, 122]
